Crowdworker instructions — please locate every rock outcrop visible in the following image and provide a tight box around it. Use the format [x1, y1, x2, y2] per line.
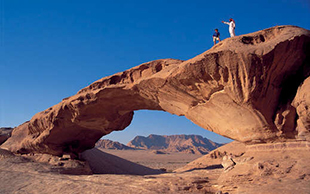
[2, 25, 310, 156]
[292, 76, 310, 140]
[176, 141, 310, 194]
[128, 134, 222, 154]
[175, 141, 246, 172]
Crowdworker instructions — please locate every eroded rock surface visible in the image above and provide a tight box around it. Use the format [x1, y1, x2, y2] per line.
[2, 25, 310, 156]
[292, 76, 310, 140]
[176, 141, 310, 194]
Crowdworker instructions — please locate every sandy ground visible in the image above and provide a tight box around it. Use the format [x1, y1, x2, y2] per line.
[0, 149, 220, 194]
[0, 142, 309, 194]
[98, 148, 201, 171]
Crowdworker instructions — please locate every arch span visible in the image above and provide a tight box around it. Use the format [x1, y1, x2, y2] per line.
[2, 26, 310, 156]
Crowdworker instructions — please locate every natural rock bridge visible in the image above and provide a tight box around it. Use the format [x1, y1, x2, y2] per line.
[2, 26, 310, 156]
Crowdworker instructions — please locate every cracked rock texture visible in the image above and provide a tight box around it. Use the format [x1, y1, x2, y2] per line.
[2, 25, 310, 156]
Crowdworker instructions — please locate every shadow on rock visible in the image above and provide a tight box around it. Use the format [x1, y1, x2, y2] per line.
[80, 148, 163, 175]
[184, 164, 224, 173]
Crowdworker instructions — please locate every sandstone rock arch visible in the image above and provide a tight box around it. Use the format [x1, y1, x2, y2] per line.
[2, 26, 310, 156]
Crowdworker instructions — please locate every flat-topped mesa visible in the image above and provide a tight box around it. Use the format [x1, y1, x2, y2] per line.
[2, 25, 310, 156]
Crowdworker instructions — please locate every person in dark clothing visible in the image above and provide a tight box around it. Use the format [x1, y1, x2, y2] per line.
[213, 29, 221, 45]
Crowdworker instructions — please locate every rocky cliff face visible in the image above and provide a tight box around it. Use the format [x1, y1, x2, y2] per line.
[128, 134, 222, 154]
[292, 76, 310, 141]
[2, 25, 310, 156]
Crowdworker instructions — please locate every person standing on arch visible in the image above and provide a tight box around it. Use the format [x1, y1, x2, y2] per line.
[222, 18, 236, 37]
[213, 29, 221, 45]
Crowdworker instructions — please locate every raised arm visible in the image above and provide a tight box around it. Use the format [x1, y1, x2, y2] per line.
[222, 21, 230, 25]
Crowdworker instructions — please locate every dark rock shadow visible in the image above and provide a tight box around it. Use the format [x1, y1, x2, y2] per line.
[0, 127, 13, 145]
[184, 164, 223, 172]
[80, 148, 163, 175]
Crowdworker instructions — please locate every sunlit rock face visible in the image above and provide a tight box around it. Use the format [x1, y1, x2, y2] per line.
[292, 76, 310, 141]
[2, 26, 310, 156]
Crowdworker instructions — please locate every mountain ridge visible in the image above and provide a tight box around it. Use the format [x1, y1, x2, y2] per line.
[127, 134, 223, 154]
[95, 139, 135, 150]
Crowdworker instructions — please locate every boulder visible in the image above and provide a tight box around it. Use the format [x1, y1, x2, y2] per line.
[222, 155, 236, 172]
[2, 26, 310, 156]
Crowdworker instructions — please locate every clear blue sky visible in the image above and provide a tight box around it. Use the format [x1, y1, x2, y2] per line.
[1, 0, 309, 144]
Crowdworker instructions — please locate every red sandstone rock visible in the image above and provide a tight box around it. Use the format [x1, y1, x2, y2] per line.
[292, 76, 310, 140]
[175, 141, 246, 172]
[1, 25, 310, 156]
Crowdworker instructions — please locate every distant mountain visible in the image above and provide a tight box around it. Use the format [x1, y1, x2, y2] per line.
[95, 139, 135, 150]
[127, 134, 223, 155]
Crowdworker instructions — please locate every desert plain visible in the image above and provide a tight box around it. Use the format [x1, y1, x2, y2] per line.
[1, 141, 309, 194]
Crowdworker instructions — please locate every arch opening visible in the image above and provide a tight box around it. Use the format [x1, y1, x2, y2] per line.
[103, 110, 232, 145]
[93, 110, 232, 173]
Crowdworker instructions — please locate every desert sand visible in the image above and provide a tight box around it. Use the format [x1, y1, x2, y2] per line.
[1, 141, 309, 194]
[0, 148, 220, 194]
[97, 148, 201, 171]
